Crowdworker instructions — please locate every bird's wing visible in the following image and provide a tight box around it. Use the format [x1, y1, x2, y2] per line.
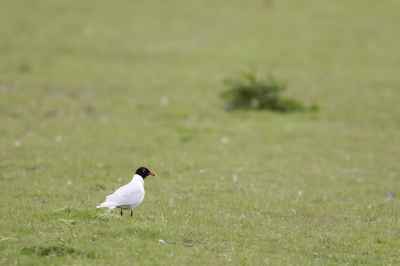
[105, 183, 143, 206]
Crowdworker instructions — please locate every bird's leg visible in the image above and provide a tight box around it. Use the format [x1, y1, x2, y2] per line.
[121, 209, 123, 216]
[130, 210, 133, 217]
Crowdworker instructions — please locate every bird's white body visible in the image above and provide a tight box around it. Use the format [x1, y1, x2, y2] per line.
[97, 174, 145, 211]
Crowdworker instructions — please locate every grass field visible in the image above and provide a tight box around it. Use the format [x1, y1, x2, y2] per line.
[1, 0, 400, 265]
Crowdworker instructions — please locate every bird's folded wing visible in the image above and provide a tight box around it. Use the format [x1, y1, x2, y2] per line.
[105, 184, 143, 205]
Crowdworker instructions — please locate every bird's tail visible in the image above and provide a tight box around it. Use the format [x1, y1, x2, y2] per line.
[96, 202, 117, 209]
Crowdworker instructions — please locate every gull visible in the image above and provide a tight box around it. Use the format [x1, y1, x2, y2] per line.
[97, 167, 156, 217]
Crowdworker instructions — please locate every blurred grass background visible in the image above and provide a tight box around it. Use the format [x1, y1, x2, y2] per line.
[1, 0, 400, 265]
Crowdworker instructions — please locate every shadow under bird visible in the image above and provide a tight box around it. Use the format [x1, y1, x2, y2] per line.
[96, 167, 156, 217]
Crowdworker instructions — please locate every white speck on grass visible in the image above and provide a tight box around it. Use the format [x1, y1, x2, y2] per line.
[55, 136, 62, 142]
[99, 116, 108, 124]
[298, 191, 302, 196]
[159, 239, 165, 244]
[160, 97, 169, 106]
[118, 178, 122, 182]
[14, 141, 20, 147]
[188, 114, 197, 122]
[221, 137, 229, 144]
[67, 180, 72, 185]
[199, 168, 211, 173]
[0, 85, 6, 93]
[128, 99, 135, 107]
[14, 81, 22, 89]
[233, 174, 237, 182]
[83, 27, 94, 38]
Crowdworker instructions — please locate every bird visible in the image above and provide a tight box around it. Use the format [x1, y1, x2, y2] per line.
[96, 167, 156, 217]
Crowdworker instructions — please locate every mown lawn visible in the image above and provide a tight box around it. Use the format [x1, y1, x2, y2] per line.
[1, 0, 400, 265]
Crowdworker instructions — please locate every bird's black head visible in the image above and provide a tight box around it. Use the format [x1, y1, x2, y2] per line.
[135, 167, 156, 179]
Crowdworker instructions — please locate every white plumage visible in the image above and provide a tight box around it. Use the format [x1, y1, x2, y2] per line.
[97, 174, 145, 209]
[97, 167, 155, 217]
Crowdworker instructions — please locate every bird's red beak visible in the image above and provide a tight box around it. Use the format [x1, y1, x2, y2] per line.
[149, 172, 156, 176]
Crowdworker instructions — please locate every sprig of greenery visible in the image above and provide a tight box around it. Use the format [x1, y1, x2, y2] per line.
[221, 71, 318, 112]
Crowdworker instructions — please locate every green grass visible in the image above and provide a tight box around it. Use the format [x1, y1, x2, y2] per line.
[1, 0, 400, 265]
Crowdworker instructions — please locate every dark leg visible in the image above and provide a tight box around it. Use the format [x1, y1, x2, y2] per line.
[120, 209, 123, 216]
[131, 210, 133, 217]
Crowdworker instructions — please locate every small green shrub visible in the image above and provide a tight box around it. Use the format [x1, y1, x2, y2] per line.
[21, 245, 98, 258]
[21, 245, 79, 256]
[220, 71, 318, 112]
